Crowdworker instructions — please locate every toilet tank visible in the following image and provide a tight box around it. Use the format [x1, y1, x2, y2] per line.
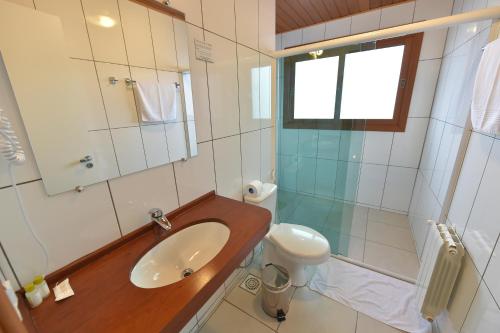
[244, 183, 277, 224]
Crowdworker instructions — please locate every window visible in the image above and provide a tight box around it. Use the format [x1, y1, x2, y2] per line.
[282, 33, 423, 131]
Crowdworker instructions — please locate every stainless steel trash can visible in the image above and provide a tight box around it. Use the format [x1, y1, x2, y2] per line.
[261, 263, 293, 321]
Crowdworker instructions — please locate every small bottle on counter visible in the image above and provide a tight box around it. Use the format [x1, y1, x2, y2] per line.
[33, 275, 50, 299]
[24, 283, 43, 308]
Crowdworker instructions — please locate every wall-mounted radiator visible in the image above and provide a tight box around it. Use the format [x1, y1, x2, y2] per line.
[415, 223, 465, 321]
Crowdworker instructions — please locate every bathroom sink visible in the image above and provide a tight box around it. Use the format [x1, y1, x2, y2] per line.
[130, 222, 230, 288]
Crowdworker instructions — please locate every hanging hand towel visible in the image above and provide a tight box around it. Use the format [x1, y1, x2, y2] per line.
[471, 38, 500, 134]
[134, 81, 162, 123]
[159, 81, 179, 122]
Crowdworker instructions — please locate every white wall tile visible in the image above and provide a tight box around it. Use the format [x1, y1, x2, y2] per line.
[169, 0, 203, 27]
[324, 17, 351, 40]
[237, 45, 260, 133]
[448, 132, 493, 236]
[118, 0, 155, 68]
[173, 19, 190, 70]
[463, 139, 500, 274]
[235, 0, 258, 50]
[390, 118, 429, 168]
[420, 29, 448, 60]
[258, 0, 275, 53]
[357, 163, 387, 207]
[485, 241, 500, 307]
[241, 130, 261, 186]
[202, 0, 236, 40]
[141, 124, 170, 168]
[414, 0, 454, 21]
[165, 122, 188, 162]
[461, 282, 500, 333]
[213, 135, 242, 200]
[71, 59, 108, 131]
[88, 130, 120, 181]
[420, 119, 444, 181]
[282, 29, 302, 49]
[35, 0, 92, 59]
[206, 32, 239, 139]
[111, 127, 147, 175]
[95, 62, 138, 128]
[409, 59, 441, 118]
[362, 132, 393, 165]
[259, 54, 274, 129]
[174, 141, 216, 205]
[380, 2, 415, 29]
[382, 166, 417, 212]
[186, 24, 212, 142]
[302, 23, 325, 44]
[109, 164, 178, 235]
[149, 10, 178, 71]
[275, 33, 282, 50]
[261, 127, 274, 183]
[351, 10, 381, 35]
[0, 180, 120, 284]
[82, 0, 128, 64]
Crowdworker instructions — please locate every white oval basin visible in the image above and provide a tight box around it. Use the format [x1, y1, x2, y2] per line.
[130, 222, 230, 289]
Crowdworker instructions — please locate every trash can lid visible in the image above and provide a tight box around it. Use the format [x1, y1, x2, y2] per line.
[262, 264, 290, 291]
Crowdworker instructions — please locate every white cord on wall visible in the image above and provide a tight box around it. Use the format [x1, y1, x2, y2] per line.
[0, 109, 49, 275]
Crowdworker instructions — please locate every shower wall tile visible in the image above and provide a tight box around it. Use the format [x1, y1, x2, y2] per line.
[317, 131, 341, 160]
[297, 157, 316, 194]
[282, 30, 302, 49]
[414, 0, 453, 21]
[335, 161, 360, 202]
[280, 129, 299, 155]
[389, 118, 428, 168]
[149, 10, 178, 71]
[357, 163, 387, 208]
[260, 127, 274, 183]
[298, 130, 319, 157]
[237, 45, 261, 133]
[409, 59, 442, 118]
[460, 282, 500, 333]
[420, 30, 448, 60]
[382, 166, 417, 212]
[241, 130, 261, 186]
[279, 155, 297, 191]
[169, 0, 203, 27]
[339, 131, 364, 163]
[315, 159, 337, 199]
[362, 132, 393, 165]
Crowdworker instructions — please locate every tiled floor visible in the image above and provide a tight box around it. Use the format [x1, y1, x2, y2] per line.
[199, 255, 405, 333]
[277, 190, 420, 280]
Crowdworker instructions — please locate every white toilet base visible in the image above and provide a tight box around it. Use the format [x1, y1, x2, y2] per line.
[262, 238, 315, 287]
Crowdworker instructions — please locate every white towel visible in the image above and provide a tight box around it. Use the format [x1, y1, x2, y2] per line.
[134, 81, 162, 123]
[471, 38, 500, 134]
[159, 82, 178, 122]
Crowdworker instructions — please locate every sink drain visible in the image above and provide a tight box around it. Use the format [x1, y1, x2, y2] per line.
[181, 268, 194, 278]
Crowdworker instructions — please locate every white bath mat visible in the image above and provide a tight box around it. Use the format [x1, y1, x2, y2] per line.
[309, 258, 431, 333]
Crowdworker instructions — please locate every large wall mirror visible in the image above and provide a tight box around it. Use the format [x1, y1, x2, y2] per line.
[0, 0, 197, 195]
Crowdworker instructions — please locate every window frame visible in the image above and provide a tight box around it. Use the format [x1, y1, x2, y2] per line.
[282, 33, 423, 132]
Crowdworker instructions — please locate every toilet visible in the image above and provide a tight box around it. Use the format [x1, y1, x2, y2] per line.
[244, 183, 331, 286]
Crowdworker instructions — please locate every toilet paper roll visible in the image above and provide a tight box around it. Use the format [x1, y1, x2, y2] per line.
[244, 180, 263, 197]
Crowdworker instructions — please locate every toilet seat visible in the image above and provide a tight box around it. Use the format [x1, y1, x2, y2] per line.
[266, 223, 330, 265]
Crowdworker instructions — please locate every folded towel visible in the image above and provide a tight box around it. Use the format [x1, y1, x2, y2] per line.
[159, 81, 178, 122]
[471, 38, 500, 134]
[134, 81, 162, 123]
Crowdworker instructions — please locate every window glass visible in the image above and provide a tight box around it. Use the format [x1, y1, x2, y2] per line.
[293, 56, 339, 119]
[340, 45, 404, 119]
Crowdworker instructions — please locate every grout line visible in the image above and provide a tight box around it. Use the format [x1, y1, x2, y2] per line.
[106, 181, 123, 237]
[0, 178, 42, 191]
[0, 242, 21, 288]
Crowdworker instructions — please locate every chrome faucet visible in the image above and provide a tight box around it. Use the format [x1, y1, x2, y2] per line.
[149, 208, 172, 231]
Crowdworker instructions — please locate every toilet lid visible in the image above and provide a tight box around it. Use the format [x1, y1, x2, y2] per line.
[269, 224, 330, 261]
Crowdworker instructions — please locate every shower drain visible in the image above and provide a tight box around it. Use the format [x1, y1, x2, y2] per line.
[181, 268, 194, 278]
[239, 274, 261, 295]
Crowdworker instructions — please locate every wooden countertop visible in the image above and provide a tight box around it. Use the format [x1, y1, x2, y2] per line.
[25, 192, 271, 333]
